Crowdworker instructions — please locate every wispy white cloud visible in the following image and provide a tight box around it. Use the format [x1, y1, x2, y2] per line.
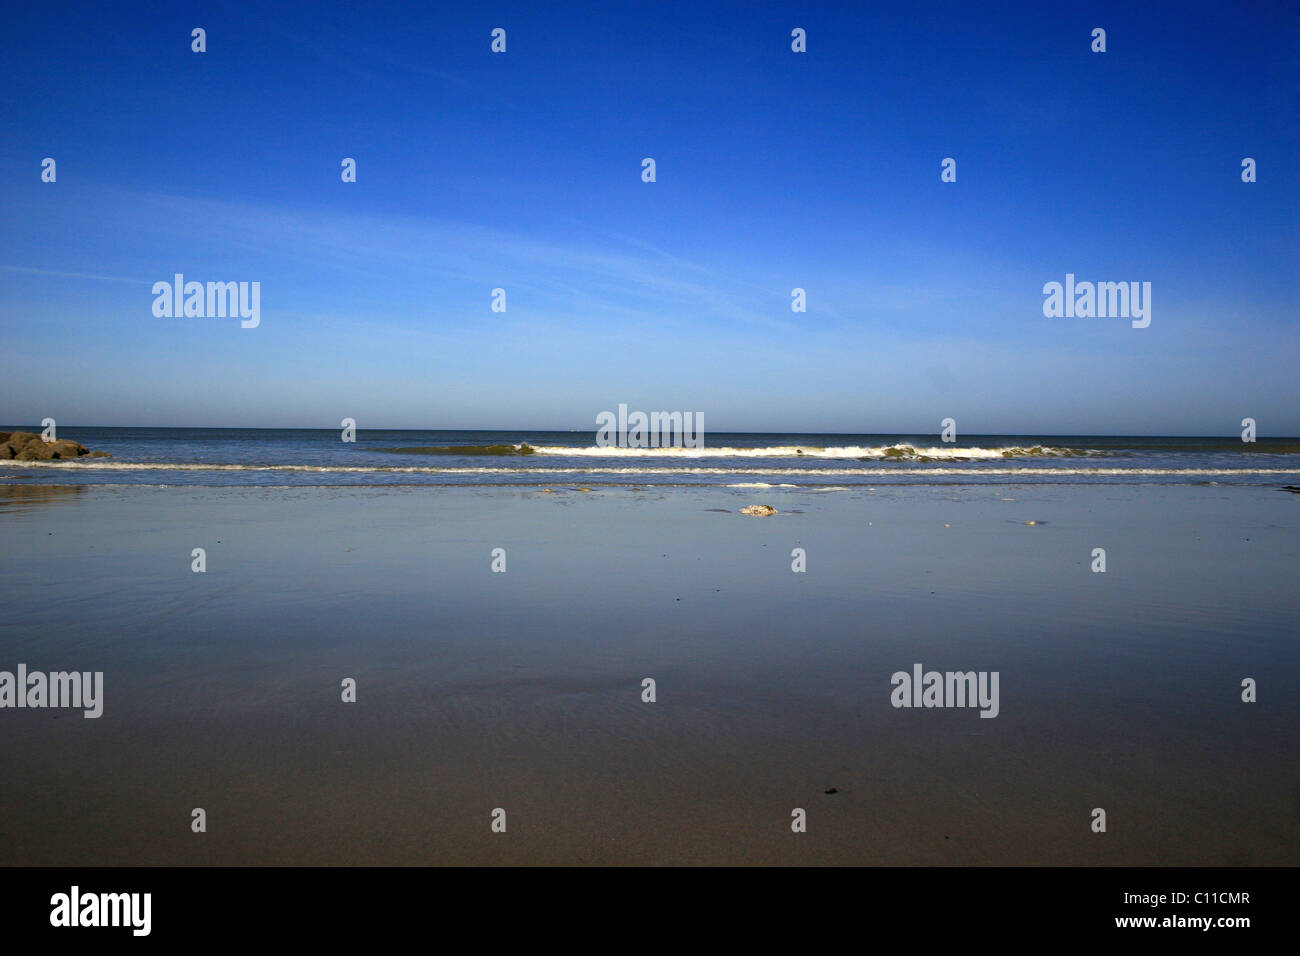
[0, 264, 142, 285]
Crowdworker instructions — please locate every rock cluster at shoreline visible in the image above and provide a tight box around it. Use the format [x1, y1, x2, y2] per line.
[0, 431, 111, 461]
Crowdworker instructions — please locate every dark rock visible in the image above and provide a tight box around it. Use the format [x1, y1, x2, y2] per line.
[0, 431, 106, 461]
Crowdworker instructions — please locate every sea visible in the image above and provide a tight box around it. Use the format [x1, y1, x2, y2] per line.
[3, 427, 1299, 487]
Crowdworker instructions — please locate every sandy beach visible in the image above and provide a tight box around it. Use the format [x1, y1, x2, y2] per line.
[0, 482, 1294, 865]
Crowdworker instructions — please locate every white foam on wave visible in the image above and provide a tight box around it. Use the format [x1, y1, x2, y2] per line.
[529, 444, 1093, 460]
[3, 461, 1298, 477]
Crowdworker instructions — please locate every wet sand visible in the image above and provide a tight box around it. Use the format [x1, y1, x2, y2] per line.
[0, 483, 1296, 865]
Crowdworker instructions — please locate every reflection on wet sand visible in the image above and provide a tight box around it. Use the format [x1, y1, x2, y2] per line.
[0, 483, 87, 513]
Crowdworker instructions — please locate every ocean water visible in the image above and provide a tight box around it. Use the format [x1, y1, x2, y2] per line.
[3, 427, 1299, 488]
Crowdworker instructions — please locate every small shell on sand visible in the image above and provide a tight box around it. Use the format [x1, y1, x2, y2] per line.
[740, 504, 778, 516]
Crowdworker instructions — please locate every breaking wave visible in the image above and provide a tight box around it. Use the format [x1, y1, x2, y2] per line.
[2, 461, 1296, 477]
[381, 443, 536, 456]
[524, 444, 1098, 460]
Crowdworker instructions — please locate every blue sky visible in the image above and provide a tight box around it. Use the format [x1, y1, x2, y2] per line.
[1, 0, 1295, 433]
